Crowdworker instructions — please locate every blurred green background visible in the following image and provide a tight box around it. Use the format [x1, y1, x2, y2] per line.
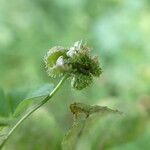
[0, 0, 150, 149]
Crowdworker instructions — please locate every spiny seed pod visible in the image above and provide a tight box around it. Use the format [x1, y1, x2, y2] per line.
[71, 74, 93, 90]
[90, 57, 102, 77]
[44, 41, 102, 89]
[44, 46, 68, 77]
[67, 41, 102, 89]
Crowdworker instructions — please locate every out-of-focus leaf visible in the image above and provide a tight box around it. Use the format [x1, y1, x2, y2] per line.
[6, 88, 28, 115]
[0, 88, 10, 117]
[62, 102, 122, 150]
[0, 117, 11, 127]
[5, 109, 63, 150]
[0, 83, 53, 149]
[13, 83, 53, 117]
[68, 100, 150, 150]
[62, 118, 85, 150]
[0, 123, 7, 127]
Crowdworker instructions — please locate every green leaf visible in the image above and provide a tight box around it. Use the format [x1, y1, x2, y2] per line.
[62, 102, 122, 150]
[13, 83, 54, 117]
[0, 118, 10, 127]
[6, 88, 28, 115]
[0, 83, 53, 149]
[0, 88, 10, 117]
[62, 118, 86, 150]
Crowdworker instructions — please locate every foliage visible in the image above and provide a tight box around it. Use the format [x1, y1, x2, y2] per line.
[0, 84, 53, 149]
[0, 40, 102, 149]
[62, 102, 122, 150]
[0, 0, 150, 149]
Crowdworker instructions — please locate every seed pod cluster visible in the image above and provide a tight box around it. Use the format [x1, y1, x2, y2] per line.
[44, 41, 102, 90]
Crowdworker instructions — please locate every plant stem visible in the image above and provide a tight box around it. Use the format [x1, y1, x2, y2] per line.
[0, 75, 67, 149]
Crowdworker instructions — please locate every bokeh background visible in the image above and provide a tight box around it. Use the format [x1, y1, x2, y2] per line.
[0, 0, 150, 150]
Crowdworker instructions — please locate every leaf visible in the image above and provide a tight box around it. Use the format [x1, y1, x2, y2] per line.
[62, 102, 122, 150]
[0, 117, 11, 127]
[6, 88, 28, 115]
[13, 83, 54, 117]
[62, 118, 86, 150]
[0, 88, 10, 117]
[0, 83, 54, 149]
[69, 102, 122, 119]
[0, 123, 7, 127]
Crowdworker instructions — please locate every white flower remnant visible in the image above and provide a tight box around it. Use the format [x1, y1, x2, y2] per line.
[56, 56, 65, 67]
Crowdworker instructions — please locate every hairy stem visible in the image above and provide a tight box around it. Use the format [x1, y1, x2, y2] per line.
[0, 75, 67, 149]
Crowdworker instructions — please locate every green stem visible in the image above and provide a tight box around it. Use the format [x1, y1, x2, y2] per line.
[0, 75, 67, 149]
